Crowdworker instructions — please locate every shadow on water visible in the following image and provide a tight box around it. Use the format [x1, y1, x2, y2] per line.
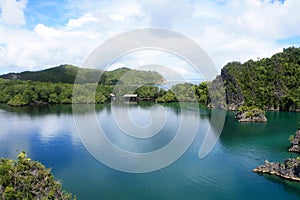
[219, 111, 300, 150]
[258, 173, 300, 198]
[0, 101, 210, 117]
[0, 103, 107, 116]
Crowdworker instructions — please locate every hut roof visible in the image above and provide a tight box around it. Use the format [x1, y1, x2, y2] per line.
[123, 94, 138, 98]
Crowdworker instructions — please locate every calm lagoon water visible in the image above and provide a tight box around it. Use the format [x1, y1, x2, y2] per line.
[1, 103, 300, 199]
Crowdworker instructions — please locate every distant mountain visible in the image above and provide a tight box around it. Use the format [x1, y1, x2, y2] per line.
[0, 65, 165, 85]
[0, 65, 91, 83]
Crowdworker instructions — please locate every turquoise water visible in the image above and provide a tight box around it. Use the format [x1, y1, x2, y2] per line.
[0, 104, 300, 199]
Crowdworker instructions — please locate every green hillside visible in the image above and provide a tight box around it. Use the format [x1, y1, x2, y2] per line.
[0, 65, 165, 85]
[99, 67, 166, 85]
[0, 65, 84, 83]
[221, 47, 300, 111]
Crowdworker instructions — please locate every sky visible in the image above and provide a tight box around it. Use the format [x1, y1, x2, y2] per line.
[0, 0, 299, 79]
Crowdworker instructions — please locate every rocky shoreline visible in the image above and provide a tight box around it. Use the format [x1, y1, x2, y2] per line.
[253, 159, 300, 182]
[235, 106, 267, 122]
[289, 128, 300, 153]
[254, 128, 300, 182]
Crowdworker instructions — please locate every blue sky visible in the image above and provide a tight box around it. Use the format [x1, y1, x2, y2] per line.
[0, 0, 299, 76]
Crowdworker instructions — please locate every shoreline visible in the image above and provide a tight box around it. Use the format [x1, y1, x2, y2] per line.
[2, 102, 300, 113]
[253, 168, 300, 182]
[253, 159, 300, 182]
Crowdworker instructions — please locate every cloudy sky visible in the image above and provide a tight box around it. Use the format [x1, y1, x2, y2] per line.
[0, 0, 299, 78]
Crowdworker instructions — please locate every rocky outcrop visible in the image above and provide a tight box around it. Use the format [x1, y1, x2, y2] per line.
[289, 128, 300, 153]
[227, 103, 242, 111]
[235, 107, 267, 122]
[220, 64, 245, 108]
[254, 128, 300, 182]
[253, 159, 300, 182]
[291, 108, 300, 112]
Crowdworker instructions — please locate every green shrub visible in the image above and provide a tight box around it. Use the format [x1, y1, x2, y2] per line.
[0, 151, 74, 200]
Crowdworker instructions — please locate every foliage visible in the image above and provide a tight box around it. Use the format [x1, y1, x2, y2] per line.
[0, 79, 116, 106]
[136, 85, 160, 99]
[99, 68, 165, 85]
[0, 65, 165, 86]
[156, 90, 177, 103]
[289, 135, 295, 142]
[194, 82, 209, 104]
[237, 106, 265, 117]
[0, 77, 211, 106]
[0, 65, 84, 84]
[221, 47, 300, 111]
[0, 151, 74, 199]
[156, 83, 208, 103]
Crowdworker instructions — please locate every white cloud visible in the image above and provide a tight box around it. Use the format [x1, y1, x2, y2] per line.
[181, 0, 300, 69]
[109, 50, 203, 81]
[108, 2, 143, 22]
[34, 23, 62, 38]
[0, 0, 300, 77]
[0, 0, 27, 26]
[67, 14, 98, 28]
[141, 0, 194, 28]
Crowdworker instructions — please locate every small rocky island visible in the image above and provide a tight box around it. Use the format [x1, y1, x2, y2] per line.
[235, 106, 267, 122]
[254, 128, 300, 182]
[253, 158, 300, 181]
[289, 128, 300, 152]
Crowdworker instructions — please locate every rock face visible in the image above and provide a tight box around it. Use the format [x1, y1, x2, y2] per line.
[253, 158, 300, 182]
[235, 107, 267, 122]
[220, 64, 245, 108]
[289, 128, 300, 152]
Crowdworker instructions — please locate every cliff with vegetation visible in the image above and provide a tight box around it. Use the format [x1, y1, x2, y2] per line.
[0, 152, 74, 199]
[221, 47, 300, 111]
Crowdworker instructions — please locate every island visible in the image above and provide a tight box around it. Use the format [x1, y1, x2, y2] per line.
[254, 128, 300, 182]
[289, 128, 300, 152]
[253, 158, 300, 182]
[235, 106, 267, 122]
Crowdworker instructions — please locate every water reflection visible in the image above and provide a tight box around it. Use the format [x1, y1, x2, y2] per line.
[1, 104, 300, 199]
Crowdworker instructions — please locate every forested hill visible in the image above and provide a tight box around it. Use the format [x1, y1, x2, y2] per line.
[0, 65, 165, 85]
[0, 65, 86, 83]
[221, 47, 300, 111]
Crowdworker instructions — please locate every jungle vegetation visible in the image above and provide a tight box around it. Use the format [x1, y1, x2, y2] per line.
[221, 47, 300, 111]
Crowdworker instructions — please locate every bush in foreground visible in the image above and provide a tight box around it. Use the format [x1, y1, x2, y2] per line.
[0, 151, 74, 199]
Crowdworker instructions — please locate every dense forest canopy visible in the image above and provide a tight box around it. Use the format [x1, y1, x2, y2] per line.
[0, 78, 209, 106]
[0, 65, 165, 85]
[0, 64, 209, 106]
[221, 47, 300, 111]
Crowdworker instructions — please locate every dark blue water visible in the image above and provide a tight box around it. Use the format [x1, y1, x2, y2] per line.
[0, 104, 300, 199]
